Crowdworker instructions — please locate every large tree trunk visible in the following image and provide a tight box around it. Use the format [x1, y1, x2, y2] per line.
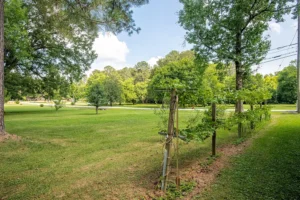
[235, 32, 243, 138]
[0, 0, 5, 135]
[96, 106, 98, 114]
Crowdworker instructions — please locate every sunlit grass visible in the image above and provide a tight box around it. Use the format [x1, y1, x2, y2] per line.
[0, 105, 239, 199]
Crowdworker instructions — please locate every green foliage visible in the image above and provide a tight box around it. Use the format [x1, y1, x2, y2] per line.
[4, 89, 11, 103]
[102, 67, 123, 106]
[149, 58, 201, 105]
[133, 61, 151, 84]
[53, 99, 65, 111]
[197, 65, 226, 106]
[154, 105, 169, 132]
[135, 81, 149, 103]
[179, 0, 292, 71]
[70, 80, 87, 104]
[86, 83, 105, 114]
[277, 62, 297, 103]
[15, 100, 20, 104]
[40, 104, 44, 107]
[181, 104, 227, 142]
[200, 155, 220, 168]
[122, 78, 137, 104]
[3, 0, 148, 99]
[157, 182, 196, 200]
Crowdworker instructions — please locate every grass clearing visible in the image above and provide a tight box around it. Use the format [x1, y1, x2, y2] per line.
[0, 105, 238, 199]
[197, 113, 300, 199]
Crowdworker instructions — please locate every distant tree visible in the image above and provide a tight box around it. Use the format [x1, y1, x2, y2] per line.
[118, 67, 134, 81]
[122, 78, 137, 104]
[197, 65, 225, 107]
[53, 99, 65, 111]
[104, 77, 122, 107]
[133, 61, 151, 84]
[70, 80, 86, 104]
[179, 0, 294, 136]
[264, 74, 278, 103]
[86, 83, 105, 114]
[277, 62, 297, 104]
[135, 81, 148, 103]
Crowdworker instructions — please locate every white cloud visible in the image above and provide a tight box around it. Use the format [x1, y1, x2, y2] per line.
[90, 32, 130, 73]
[268, 22, 281, 34]
[147, 56, 163, 67]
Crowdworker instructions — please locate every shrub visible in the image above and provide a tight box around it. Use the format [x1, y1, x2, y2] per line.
[53, 99, 65, 111]
[40, 104, 44, 107]
[71, 102, 75, 105]
[15, 100, 20, 104]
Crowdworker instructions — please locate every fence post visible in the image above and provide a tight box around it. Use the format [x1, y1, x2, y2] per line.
[212, 102, 217, 156]
[250, 104, 254, 130]
[161, 89, 177, 192]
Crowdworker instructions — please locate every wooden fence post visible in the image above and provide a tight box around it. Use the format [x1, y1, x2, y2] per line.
[162, 89, 177, 192]
[212, 102, 217, 156]
[250, 104, 254, 130]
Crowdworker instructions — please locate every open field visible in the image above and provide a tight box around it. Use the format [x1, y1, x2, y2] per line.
[19, 101, 298, 111]
[197, 113, 300, 199]
[1, 105, 238, 199]
[1, 105, 299, 199]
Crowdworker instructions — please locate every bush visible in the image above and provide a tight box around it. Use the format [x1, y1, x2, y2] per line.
[53, 99, 65, 111]
[71, 102, 75, 105]
[40, 104, 44, 107]
[15, 100, 20, 104]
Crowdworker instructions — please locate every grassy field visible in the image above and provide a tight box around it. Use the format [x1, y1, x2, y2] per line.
[197, 113, 300, 199]
[0, 105, 239, 199]
[20, 101, 297, 111]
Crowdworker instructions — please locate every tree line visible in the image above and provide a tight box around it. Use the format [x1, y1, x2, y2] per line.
[20, 50, 296, 110]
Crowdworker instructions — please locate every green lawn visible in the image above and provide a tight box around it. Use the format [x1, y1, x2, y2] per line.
[197, 113, 300, 200]
[0, 105, 237, 199]
[22, 101, 297, 111]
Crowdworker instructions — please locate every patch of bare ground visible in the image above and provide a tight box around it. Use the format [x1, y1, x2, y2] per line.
[182, 117, 278, 199]
[0, 133, 21, 142]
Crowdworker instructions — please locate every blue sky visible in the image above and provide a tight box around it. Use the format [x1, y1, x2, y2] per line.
[90, 0, 298, 75]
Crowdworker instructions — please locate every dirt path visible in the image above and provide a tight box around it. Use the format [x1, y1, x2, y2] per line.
[181, 118, 278, 199]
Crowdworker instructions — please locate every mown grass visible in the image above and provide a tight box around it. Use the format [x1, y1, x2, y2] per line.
[0, 105, 239, 199]
[197, 113, 300, 200]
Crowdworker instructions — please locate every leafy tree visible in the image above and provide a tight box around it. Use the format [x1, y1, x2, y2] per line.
[53, 99, 65, 111]
[122, 78, 137, 104]
[156, 50, 195, 68]
[0, 0, 148, 134]
[264, 74, 278, 103]
[70, 80, 86, 104]
[133, 61, 151, 84]
[149, 58, 201, 106]
[197, 65, 225, 106]
[152, 50, 195, 77]
[103, 77, 122, 106]
[117, 67, 134, 81]
[86, 83, 105, 114]
[87, 70, 107, 87]
[135, 81, 148, 103]
[277, 63, 297, 104]
[179, 0, 294, 136]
